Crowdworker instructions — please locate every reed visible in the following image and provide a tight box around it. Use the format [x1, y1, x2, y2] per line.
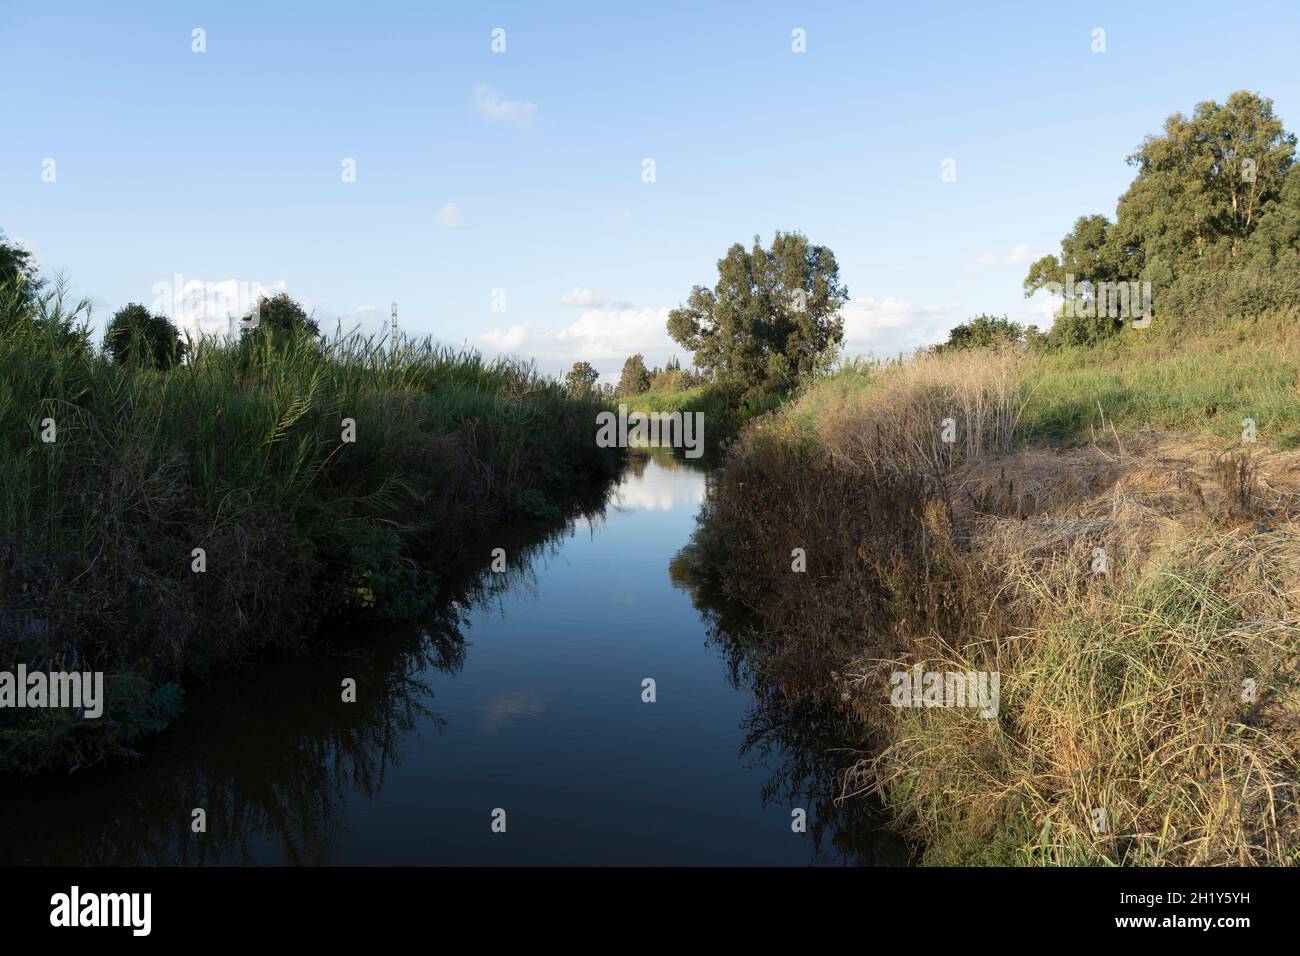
[0, 282, 617, 773]
[686, 322, 1300, 865]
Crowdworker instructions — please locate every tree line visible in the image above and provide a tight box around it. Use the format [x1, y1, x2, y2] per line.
[0, 240, 323, 366]
[569, 89, 1300, 393]
[566, 229, 849, 401]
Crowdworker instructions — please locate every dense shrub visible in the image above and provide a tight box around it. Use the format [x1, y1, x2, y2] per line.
[0, 295, 618, 774]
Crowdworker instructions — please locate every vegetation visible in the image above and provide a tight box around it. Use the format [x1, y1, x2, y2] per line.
[615, 353, 651, 397]
[645, 356, 702, 393]
[672, 91, 1300, 866]
[0, 278, 617, 776]
[935, 313, 1024, 352]
[0, 232, 41, 311]
[667, 231, 848, 399]
[615, 384, 782, 447]
[103, 303, 187, 369]
[564, 360, 600, 398]
[1020, 311, 1300, 447]
[1026, 91, 1300, 346]
[241, 291, 322, 342]
[681, 330, 1300, 865]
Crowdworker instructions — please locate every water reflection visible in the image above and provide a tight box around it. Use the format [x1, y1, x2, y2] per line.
[0, 488, 612, 866]
[0, 623, 448, 864]
[0, 449, 903, 865]
[668, 535, 908, 866]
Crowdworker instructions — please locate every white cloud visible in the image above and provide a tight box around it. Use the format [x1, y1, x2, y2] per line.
[481, 322, 531, 352]
[559, 287, 607, 308]
[977, 243, 1034, 266]
[436, 203, 461, 227]
[478, 300, 679, 382]
[612, 472, 706, 512]
[471, 85, 537, 126]
[839, 296, 958, 356]
[156, 276, 288, 338]
[1019, 289, 1061, 329]
[556, 306, 674, 361]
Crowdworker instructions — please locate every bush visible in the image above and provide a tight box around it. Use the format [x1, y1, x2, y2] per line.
[103, 303, 187, 368]
[1028, 309, 1123, 350]
[937, 314, 1023, 352]
[0, 305, 618, 774]
[616, 353, 651, 397]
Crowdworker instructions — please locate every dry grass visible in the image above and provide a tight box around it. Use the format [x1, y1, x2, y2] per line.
[804, 347, 1023, 486]
[846, 435, 1300, 865]
[849, 528, 1300, 865]
[694, 341, 1300, 866]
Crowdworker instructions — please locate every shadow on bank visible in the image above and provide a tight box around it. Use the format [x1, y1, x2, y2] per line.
[0, 478, 615, 865]
[0, 449, 907, 866]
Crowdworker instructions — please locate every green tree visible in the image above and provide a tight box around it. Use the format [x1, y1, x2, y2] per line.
[667, 231, 848, 397]
[1027, 92, 1298, 314]
[1025, 91, 1300, 339]
[1117, 91, 1295, 272]
[616, 354, 651, 397]
[564, 360, 600, 397]
[241, 292, 320, 342]
[0, 231, 40, 293]
[938, 314, 1023, 351]
[1023, 215, 1127, 299]
[0, 231, 43, 330]
[1246, 163, 1300, 269]
[103, 303, 187, 368]
[649, 355, 697, 392]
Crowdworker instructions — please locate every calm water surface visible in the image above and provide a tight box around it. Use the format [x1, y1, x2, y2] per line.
[0, 451, 904, 865]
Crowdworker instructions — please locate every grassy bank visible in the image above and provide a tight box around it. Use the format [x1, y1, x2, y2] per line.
[1019, 311, 1300, 447]
[613, 384, 783, 448]
[0, 292, 617, 775]
[682, 314, 1300, 865]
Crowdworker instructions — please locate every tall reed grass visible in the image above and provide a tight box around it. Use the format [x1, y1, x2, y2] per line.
[685, 329, 1300, 865]
[0, 286, 616, 774]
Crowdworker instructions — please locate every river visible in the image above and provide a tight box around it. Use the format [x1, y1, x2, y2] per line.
[0, 449, 904, 866]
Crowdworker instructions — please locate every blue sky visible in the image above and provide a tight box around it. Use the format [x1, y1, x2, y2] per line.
[4, 1, 1299, 382]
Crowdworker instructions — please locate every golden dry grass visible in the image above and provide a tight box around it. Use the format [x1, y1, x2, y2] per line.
[843, 433, 1300, 865]
[699, 342, 1300, 866]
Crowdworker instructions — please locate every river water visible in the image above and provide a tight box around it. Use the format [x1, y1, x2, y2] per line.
[0, 450, 904, 866]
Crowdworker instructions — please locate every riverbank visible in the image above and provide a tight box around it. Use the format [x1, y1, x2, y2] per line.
[680, 312, 1300, 865]
[0, 449, 901, 865]
[0, 315, 618, 776]
[614, 385, 782, 449]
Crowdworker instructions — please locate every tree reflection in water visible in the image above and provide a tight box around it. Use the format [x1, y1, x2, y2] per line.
[668, 528, 909, 866]
[0, 454, 905, 866]
[0, 486, 615, 866]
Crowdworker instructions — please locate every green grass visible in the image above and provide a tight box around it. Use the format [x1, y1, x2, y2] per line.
[0, 287, 616, 774]
[614, 384, 784, 444]
[759, 312, 1300, 451]
[681, 313, 1300, 866]
[1019, 313, 1300, 447]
